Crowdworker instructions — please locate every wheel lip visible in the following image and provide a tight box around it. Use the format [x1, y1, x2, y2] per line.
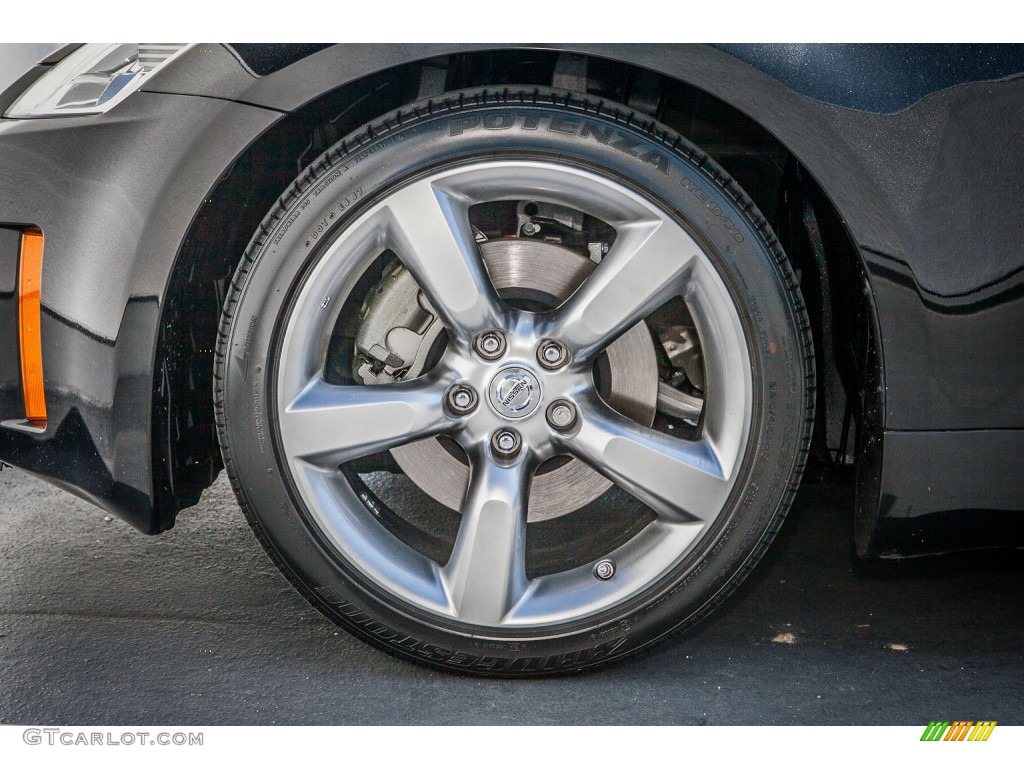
[271, 158, 754, 631]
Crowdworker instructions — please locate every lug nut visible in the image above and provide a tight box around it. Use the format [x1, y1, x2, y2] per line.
[446, 384, 478, 415]
[594, 559, 616, 580]
[474, 331, 507, 360]
[546, 399, 578, 432]
[490, 428, 522, 459]
[537, 339, 569, 369]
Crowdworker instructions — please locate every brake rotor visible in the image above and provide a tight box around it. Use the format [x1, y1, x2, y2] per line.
[379, 239, 659, 522]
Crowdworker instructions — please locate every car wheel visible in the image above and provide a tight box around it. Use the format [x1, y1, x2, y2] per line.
[215, 87, 813, 675]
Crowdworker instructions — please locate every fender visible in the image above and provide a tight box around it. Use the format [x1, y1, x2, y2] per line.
[147, 43, 1024, 432]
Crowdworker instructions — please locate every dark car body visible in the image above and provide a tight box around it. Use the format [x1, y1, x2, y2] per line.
[1, 43, 1022, 557]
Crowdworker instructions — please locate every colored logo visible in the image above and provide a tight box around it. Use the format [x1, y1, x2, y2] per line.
[920, 721, 997, 741]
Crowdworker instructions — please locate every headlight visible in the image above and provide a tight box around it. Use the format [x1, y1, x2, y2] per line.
[4, 43, 193, 118]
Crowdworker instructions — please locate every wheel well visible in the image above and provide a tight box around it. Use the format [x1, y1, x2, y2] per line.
[152, 49, 879, 527]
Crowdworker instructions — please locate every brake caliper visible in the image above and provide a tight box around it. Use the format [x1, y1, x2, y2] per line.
[353, 263, 444, 385]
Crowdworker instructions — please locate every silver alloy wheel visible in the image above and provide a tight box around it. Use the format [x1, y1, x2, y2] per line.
[275, 161, 753, 629]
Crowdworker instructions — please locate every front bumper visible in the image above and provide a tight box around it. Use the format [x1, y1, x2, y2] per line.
[0, 91, 279, 531]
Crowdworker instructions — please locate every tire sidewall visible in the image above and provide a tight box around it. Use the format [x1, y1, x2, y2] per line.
[219, 92, 809, 675]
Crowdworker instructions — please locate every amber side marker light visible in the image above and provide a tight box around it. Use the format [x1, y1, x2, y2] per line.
[18, 229, 46, 425]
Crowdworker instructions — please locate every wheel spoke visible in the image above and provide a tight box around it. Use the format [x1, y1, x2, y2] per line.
[384, 180, 506, 341]
[442, 448, 531, 624]
[547, 219, 700, 363]
[686, 260, 751, 481]
[559, 394, 730, 524]
[281, 374, 452, 467]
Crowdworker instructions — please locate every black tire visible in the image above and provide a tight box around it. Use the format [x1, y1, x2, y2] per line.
[215, 87, 814, 676]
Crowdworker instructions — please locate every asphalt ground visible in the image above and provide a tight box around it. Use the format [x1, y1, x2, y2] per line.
[0, 465, 1020, 726]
